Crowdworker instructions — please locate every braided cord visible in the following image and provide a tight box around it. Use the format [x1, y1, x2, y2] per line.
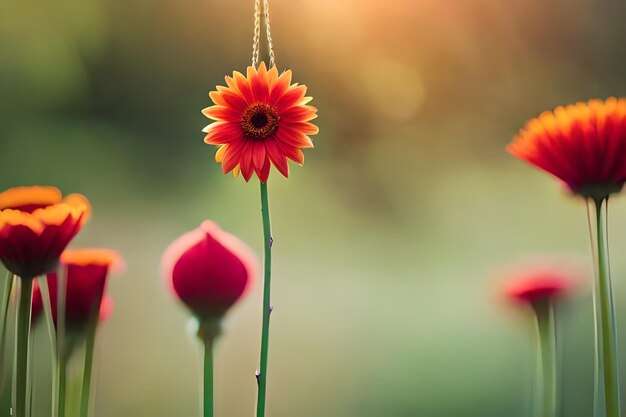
[263, 0, 275, 68]
[251, 0, 275, 68]
[251, 0, 261, 66]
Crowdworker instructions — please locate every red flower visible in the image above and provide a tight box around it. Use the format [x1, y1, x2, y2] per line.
[32, 249, 123, 329]
[504, 269, 575, 305]
[203, 63, 318, 183]
[32, 291, 115, 325]
[0, 186, 91, 278]
[162, 221, 257, 320]
[507, 98, 626, 199]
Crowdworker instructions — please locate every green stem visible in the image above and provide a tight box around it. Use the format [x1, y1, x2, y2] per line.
[534, 301, 557, 417]
[14, 277, 33, 417]
[27, 331, 35, 417]
[204, 337, 214, 417]
[57, 266, 67, 417]
[0, 272, 14, 387]
[79, 315, 99, 417]
[594, 198, 621, 417]
[58, 355, 66, 417]
[256, 181, 273, 417]
[38, 276, 58, 417]
[587, 200, 602, 417]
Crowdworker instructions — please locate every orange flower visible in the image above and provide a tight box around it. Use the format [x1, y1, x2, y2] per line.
[202, 63, 318, 183]
[508, 98, 626, 199]
[0, 186, 91, 278]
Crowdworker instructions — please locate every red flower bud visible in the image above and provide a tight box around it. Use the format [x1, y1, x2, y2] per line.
[162, 221, 256, 320]
[32, 249, 123, 330]
[32, 290, 115, 325]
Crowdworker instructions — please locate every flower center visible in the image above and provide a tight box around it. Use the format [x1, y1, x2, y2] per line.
[241, 103, 280, 139]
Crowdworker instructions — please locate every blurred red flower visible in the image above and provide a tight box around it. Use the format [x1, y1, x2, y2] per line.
[504, 269, 575, 305]
[32, 290, 114, 326]
[32, 249, 123, 329]
[162, 221, 256, 320]
[202, 63, 318, 183]
[0, 186, 91, 278]
[508, 98, 626, 199]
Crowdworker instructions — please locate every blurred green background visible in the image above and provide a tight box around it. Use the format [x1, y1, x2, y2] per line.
[2, 0, 626, 416]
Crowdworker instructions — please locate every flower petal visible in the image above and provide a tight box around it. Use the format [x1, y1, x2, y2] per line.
[251, 62, 270, 103]
[257, 157, 271, 183]
[253, 141, 267, 171]
[282, 121, 319, 136]
[265, 139, 289, 178]
[281, 105, 318, 123]
[0, 186, 62, 212]
[239, 141, 255, 182]
[266, 65, 279, 91]
[275, 85, 307, 112]
[202, 106, 240, 122]
[61, 194, 91, 226]
[215, 145, 228, 163]
[275, 127, 315, 149]
[233, 71, 254, 104]
[269, 70, 292, 105]
[222, 142, 244, 174]
[210, 87, 247, 112]
[204, 123, 244, 145]
[276, 141, 305, 165]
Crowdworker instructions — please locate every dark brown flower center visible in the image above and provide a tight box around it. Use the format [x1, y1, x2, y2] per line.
[241, 103, 279, 139]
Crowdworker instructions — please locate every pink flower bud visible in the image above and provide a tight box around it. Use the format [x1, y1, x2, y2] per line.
[162, 221, 256, 320]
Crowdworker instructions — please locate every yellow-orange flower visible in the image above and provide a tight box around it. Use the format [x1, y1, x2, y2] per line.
[0, 186, 91, 278]
[202, 63, 318, 183]
[508, 98, 626, 199]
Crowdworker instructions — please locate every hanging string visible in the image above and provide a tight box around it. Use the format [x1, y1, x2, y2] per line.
[251, 0, 261, 67]
[251, 0, 275, 68]
[263, 0, 275, 68]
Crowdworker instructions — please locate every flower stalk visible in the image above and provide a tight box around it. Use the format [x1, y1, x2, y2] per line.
[533, 300, 557, 417]
[38, 276, 58, 417]
[593, 198, 621, 417]
[197, 319, 221, 417]
[57, 353, 67, 417]
[79, 312, 99, 417]
[256, 181, 273, 417]
[204, 336, 214, 417]
[58, 269, 68, 417]
[0, 271, 14, 383]
[14, 277, 33, 417]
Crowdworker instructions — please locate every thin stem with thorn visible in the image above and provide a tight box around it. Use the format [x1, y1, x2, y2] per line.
[256, 181, 273, 417]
